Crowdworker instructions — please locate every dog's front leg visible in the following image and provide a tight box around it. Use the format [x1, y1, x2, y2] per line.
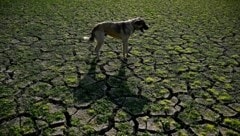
[122, 38, 129, 59]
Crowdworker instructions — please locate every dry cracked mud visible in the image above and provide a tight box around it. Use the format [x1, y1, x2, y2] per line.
[0, 0, 240, 135]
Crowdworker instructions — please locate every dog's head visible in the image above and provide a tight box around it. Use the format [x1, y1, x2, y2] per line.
[132, 17, 149, 32]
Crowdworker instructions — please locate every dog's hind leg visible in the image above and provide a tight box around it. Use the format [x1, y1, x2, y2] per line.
[95, 41, 104, 59]
[94, 31, 105, 59]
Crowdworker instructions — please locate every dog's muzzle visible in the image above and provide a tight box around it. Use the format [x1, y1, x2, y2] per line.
[140, 25, 149, 32]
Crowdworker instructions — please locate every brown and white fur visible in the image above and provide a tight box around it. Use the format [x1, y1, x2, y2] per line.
[84, 17, 149, 59]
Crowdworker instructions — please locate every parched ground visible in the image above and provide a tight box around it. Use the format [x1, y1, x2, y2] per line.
[0, 0, 240, 135]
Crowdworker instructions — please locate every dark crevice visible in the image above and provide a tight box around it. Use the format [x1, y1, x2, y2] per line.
[63, 110, 72, 127]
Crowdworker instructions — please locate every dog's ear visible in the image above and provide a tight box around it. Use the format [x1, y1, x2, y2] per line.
[134, 20, 142, 25]
[134, 19, 146, 26]
[135, 17, 142, 20]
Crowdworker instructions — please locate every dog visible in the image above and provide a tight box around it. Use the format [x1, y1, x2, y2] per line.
[84, 17, 149, 59]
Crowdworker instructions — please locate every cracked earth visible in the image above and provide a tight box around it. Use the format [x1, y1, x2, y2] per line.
[1, 0, 240, 135]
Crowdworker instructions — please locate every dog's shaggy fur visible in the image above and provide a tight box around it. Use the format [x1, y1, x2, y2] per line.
[84, 17, 149, 59]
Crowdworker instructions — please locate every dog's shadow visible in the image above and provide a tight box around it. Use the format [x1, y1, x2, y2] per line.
[72, 58, 150, 115]
[72, 58, 105, 103]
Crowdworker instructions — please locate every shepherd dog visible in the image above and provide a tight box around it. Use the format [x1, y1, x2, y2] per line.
[84, 17, 149, 60]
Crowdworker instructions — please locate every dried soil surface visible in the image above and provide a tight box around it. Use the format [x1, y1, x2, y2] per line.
[1, 0, 240, 135]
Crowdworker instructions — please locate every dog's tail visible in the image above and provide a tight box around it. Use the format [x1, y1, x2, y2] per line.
[83, 26, 98, 42]
[83, 33, 94, 42]
[83, 35, 94, 42]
